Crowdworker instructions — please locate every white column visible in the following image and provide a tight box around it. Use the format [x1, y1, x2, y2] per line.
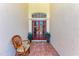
[47, 19, 50, 32]
[29, 19, 32, 32]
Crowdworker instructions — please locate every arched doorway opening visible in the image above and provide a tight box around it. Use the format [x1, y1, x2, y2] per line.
[32, 13, 47, 40]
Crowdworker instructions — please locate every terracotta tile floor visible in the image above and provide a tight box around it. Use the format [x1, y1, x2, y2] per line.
[29, 42, 59, 56]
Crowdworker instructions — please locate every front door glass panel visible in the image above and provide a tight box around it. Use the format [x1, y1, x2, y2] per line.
[32, 20, 46, 40]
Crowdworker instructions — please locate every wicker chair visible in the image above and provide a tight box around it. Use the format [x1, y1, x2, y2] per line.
[12, 35, 30, 56]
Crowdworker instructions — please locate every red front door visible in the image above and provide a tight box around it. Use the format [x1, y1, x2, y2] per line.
[32, 20, 46, 40]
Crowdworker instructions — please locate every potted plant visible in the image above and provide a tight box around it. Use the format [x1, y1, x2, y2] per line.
[27, 32, 33, 42]
[44, 32, 51, 43]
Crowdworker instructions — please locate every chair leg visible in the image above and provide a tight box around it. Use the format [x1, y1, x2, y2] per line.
[16, 52, 25, 56]
[15, 53, 19, 56]
[25, 48, 30, 56]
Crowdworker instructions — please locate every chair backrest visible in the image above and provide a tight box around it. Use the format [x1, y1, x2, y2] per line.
[12, 35, 22, 49]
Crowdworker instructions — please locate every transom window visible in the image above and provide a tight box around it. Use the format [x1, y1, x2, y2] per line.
[32, 13, 47, 18]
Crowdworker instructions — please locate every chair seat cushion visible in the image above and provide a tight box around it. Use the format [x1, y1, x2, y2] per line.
[22, 40, 30, 51]
[24, 44, 30, 51]
[17, 46, 24, 52]
[17, 40, 30, 52]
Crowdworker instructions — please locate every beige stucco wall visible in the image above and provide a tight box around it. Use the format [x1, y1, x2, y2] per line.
[28, 3, 50, 18]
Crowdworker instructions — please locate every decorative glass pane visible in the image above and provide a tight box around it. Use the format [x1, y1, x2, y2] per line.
[32, 13, 47, 18]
